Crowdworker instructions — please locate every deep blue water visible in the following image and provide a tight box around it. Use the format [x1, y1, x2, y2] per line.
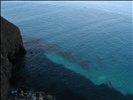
[1, 1, 133, 98]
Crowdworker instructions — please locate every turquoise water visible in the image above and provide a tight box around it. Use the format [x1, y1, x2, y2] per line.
[1, 1, 133, 95]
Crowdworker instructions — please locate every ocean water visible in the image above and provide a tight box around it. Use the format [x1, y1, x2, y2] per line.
[1, 1, 133, 97]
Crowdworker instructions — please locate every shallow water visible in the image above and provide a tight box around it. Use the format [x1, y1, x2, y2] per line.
[1, 1, 133, 96]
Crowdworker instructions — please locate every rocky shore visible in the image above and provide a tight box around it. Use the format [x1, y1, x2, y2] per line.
[9, 86, 56, 100]
[1, 16, 57, 100]
[1, 16, 26, 100]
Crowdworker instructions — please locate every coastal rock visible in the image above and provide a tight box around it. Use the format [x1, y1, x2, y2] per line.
[1, 16, 26, 100]
[45, 94, 53, 100]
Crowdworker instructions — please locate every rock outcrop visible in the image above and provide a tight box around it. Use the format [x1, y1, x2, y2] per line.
[1, 16, 26, 100]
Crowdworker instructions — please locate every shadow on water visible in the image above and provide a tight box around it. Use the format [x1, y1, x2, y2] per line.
[10, 36, 133, 100]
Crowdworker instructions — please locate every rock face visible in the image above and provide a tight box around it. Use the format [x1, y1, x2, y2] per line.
[1, 16, 26, 100]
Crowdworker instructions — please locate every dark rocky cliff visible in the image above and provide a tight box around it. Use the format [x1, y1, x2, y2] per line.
[1, 16, 26, 100]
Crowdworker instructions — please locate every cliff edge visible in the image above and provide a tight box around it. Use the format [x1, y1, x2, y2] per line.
[1, 16, 26, 100]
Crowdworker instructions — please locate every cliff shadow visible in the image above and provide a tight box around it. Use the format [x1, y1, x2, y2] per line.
[10, 36, 133, 100]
